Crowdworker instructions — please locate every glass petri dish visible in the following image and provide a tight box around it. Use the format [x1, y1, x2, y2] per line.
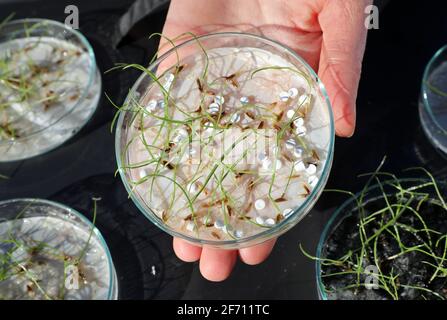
[116, 32, 335, 249]
[0, 19, 101, 162]
[419, 45, 447, 156]
[316, 179, 447, 300]
[0, 198, 118, 300]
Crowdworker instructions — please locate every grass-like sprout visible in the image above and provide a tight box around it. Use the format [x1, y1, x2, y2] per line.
[110, 32, 328, 240]
[301, 162, 447, 300]
[0, 199, 102, 300]
[425, 81, 447, 98]
[0, 13, 15, 31]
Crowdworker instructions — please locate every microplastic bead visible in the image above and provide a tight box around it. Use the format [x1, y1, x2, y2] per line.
[255, 199, 266, 210]
[308, 175, 319, 188]
[262, 158, 272, 170]
[255, 216, 265, 225]
[214, 219, 224, 229]
[139, 169, 147, 179]
[172, 128, 188, 143]
[286, 109, 296, 119]
[187, 182, 197, 193]
[177, 128, 188, 137]
[279, 91, 290, 102]
[147, 99, 158, 111]
[158, 100, 165, 109]
[240, 96, 249, 105]
[293, 146, 304, 158]
[230, 113, 241, 123]
[258, 152, 267, 162]
[203, 121, 214, 133]
[288, 87, 299, 98]
[294, 160, 306, 172]
[295, 125, 307, 136]
[186, 221, 195, 232]
[306, 163, 317, 175]
[234, 229, 244, 238]
[208, 102, 220, 114]
[293, 117, 304, 127]
[285, 138, 297, 150]
[214, 95, 225, 105]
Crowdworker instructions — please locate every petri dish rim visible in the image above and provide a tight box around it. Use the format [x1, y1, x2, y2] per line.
[115, 32, 335, 248]
[421, 44, 447, 135]
[0, 18, 98, 146]
[0, 198, 117, 300]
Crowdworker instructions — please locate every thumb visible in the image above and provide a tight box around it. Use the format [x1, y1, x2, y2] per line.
[317, 0, 371, 137]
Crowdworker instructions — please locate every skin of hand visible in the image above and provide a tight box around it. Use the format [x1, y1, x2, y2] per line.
[160, 0, 372, 281]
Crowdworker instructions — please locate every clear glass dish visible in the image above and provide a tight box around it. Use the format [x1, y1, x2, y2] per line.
[0, 198, 118, 300]
[116, 32, 335, 249]
[316, 179, 447, 300]
[419, 45, 447, 156]
[0, 19, 101, 162]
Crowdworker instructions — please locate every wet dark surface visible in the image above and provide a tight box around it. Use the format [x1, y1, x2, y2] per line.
[0, 0, 446, 299]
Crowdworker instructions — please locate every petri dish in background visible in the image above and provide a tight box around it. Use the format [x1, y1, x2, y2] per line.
[0, 19, 101, 162]
[419, 45, 447, 156]
[0, 198, 118, 300]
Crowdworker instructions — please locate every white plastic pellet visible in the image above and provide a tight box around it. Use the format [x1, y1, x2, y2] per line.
[255, 216, 265, 225]
[214, 219, 224, 229]
[255, 199, 266, 210]
[306, 163, 317, 175]
[288, 87, 299, 98]
[308, 175, 319, 188]
[185, 221, 195, 232]
[294, 160, 306, 172]
[279, 91, 290, 102]
[293, 146, 303, 159]
[293, 117, 304, 127]
[286, 109, 296, 119]
[240, 96, 249, 105]
[214, 95, 225, 105]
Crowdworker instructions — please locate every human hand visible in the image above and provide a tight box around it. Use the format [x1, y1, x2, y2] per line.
[161, 0, 371, 281]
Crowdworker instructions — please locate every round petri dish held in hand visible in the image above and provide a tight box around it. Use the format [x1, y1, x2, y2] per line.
[115, 33, 334, 249]
[419, 45, 447, 156]
[0, 19, 101, 162]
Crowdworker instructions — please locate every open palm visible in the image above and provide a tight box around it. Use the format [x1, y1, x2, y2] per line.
[160, 0, 372, 281]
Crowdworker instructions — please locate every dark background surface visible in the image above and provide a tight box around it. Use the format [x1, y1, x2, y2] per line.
[0, 0, 446, 299]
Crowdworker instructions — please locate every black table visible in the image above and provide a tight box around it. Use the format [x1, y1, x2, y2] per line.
[0, 0, 446, 299]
